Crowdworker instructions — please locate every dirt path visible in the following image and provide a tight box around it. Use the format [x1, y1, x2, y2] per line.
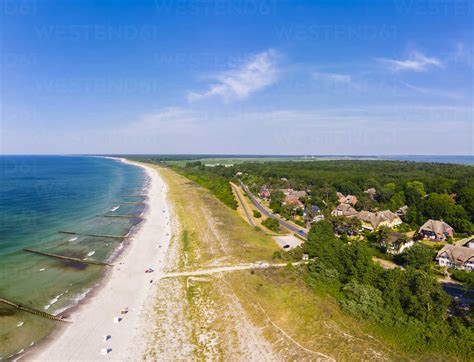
[162, 261, 307, 279]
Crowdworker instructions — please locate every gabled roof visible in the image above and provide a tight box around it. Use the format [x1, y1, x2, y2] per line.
[437, 245, 474, 265]
[311, 205, 321, 213]
[356, 210, 401, 229]
[332, 203, 358, 216]
[386, 232, 409, 245]
[463, 238, 474, 247]
[397, 205, 408, 215]
[419, 219, 454, 236]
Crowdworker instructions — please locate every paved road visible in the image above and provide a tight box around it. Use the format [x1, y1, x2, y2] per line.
[239, 182, 308, 239]
[231, 183, 255, 226]
[442, 283, 474, 305]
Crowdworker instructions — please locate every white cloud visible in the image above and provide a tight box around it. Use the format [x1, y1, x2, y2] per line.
[187, 49, 279, 102]
[377, 52, 442, 72]
[312, 72, 351, 83]
[400, 81, 464, 100]
[119, 107, 198, 134]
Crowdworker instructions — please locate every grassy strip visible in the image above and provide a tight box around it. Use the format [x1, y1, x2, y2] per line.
[170, 165, 237, 209]
[157, 165, 277, 265]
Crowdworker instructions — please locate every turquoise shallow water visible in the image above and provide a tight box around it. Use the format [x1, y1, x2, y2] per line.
[0, 156, 146, 358]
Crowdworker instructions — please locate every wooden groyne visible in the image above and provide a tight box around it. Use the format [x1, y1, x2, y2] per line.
[0, 297, 70, 323]
[24, 249, 112, 266]
[103, 215, 143, 220]
[58, 231, 127, 239]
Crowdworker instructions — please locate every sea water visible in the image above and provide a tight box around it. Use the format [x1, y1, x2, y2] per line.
[0, 156, 147, 359]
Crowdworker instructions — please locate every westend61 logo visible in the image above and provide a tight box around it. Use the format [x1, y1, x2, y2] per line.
[153, 52, 248, 69]
[154, 0, 277, 15]
[392, 0, 473, 15]
[1, 0, 37, 15]
[275, 24, 398, 41]
[34, 25, 160, 41]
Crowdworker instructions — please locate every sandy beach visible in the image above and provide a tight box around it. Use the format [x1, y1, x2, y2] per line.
[30, 160, 171, 361]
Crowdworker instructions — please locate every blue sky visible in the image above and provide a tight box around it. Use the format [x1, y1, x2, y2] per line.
[1, 0, 473, 155]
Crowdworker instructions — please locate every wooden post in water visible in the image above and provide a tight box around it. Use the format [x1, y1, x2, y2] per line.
[58, 231, 127, 239]
[23, 248, 113, 266]
[0, 297, 71, 323]
[102, 215, 143, 220]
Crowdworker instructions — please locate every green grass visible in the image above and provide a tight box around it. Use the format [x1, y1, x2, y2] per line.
[171, 166, 237, 209]
[156, 165, 278, 265]
[222, 267, 404, 360]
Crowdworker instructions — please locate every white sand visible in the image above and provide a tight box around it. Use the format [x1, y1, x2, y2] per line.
[31, 160, 171, 361]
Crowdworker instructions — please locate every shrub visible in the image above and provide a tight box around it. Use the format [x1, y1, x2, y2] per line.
[399, 243, 435, 270]
[449, 268, 474, 287]
[295, 219, 306, 227]
[340, 280, 387, 322]
[261, 217, 281, 232]
[272, 251, 282, 260]
[252, 210, 262, 218]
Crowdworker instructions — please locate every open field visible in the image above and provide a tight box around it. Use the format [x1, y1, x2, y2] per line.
[158, 166, 278, 266]
[162, 156, 307, 167]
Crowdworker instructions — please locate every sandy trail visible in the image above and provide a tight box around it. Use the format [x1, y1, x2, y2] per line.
[162, 261, 308, 279]
[31, 160, 171, 361]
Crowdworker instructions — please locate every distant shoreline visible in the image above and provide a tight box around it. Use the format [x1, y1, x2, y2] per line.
[1, 154, 472, 166]
[116, 154, 474, 166]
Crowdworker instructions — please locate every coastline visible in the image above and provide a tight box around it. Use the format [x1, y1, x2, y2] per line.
[27, 160, 171, 360]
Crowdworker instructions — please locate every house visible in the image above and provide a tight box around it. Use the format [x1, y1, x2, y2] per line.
[281, 189, 306, 205]
[356, 210, 402, 231]
[283, 194, 303, 206]
[383, 232, 414, 255]
[346, 195, 358, 205]
[397, 205, 408, 216]
[259, 186, 271, 200]
[311, 214, 325, 223]
[281, 189, 306, 198]
[418, 219, 454, 241]
[364, 188, 377, 200]
[337, 193, 358, 205]
[331, 204, 358, 217]
[332, 217, 360, 236]
[303, 204, 321, 217]
[436, 245, 474, 271]
[235, 171, 243, 177]
[304, 205, 324, 224]
[309, 205, 321, 214]
[463, 238, 474, 249]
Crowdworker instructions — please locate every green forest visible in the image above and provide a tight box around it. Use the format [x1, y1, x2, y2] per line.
[303, 220, 473, 358]
[185, 160, 474, 233]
